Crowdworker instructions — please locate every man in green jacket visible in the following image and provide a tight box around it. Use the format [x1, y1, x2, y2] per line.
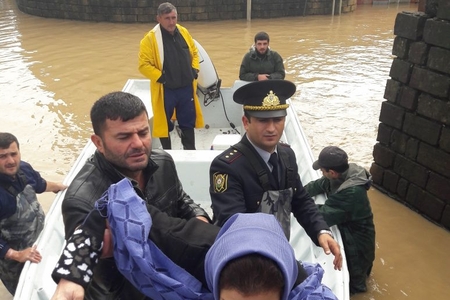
[239, 32, 285, 81]
[304, 146, 375, 295]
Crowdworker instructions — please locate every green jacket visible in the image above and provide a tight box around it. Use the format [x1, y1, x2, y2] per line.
[304, 163, 375, 294]
[239, 47, 285, 81]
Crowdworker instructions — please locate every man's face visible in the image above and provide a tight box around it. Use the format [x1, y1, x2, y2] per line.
[320, 168, 338, 180]
[91, 112, 152, 179]
[243, 115, 285, 153]
[255, 39, 269, 55]
[0, 142, 21, 177]
[157, 10, 178, 34]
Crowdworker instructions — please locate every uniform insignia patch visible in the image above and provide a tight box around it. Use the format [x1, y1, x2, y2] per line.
[213, 173, 228, 193]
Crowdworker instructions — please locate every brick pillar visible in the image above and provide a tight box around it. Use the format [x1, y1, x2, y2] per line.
[371, 0, 450, 229]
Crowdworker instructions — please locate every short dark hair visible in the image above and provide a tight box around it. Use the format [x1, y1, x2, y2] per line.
[219, 253, 284, 297]
[157, 2, 176, 15]
[0, 132, 19, 150]
[90, 91, 148, 136]
[254, 31, 270, 43]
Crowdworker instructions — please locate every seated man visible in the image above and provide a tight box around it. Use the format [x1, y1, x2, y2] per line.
[205, 213, 338, 300]
[304, 146, 375, 295]
[50, 91, 213, 300]
[239, 31, 285, 81]
[0, 132, 67, 295]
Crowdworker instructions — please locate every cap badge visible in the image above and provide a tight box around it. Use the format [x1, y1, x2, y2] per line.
[262, 90, 280, 107]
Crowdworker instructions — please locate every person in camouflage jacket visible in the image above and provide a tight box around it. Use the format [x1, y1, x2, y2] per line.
[304, 146, 375, 295]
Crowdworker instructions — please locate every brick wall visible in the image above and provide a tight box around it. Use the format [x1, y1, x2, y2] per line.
[371, 0, 450, 229]
[15, 0, 356, 23]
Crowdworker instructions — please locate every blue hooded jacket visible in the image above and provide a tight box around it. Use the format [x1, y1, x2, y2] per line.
[204, 213, 338, 300]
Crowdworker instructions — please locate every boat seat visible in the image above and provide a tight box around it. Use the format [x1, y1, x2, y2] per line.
[211, 134, 241, 150]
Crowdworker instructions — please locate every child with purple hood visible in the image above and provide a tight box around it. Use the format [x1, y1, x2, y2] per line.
[205, 213, 338, 300]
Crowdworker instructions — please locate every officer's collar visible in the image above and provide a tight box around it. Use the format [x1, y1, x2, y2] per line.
[246, 135, 278, 164]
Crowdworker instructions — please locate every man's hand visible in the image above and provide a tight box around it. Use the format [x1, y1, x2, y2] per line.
[196, 216, 209, 223]
[51, 279, 84, 300]
[6, 245, 42, 263]
[46, 181, 68, 193]
[101, 221, 114, 258]
[318, 233, 343, 271]
[257, 74, 270, 81]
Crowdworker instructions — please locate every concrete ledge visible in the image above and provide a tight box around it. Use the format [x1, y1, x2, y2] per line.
[15, 0, 356, 23]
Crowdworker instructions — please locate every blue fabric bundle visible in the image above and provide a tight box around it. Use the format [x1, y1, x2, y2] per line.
[96, 178, 212, 300]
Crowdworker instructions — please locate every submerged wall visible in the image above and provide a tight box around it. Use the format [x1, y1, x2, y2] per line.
[371, 0, 450, 229]
[15, 0, 356, 23]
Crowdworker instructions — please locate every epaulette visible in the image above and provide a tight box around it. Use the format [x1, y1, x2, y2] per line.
[279, 141, 291, 148]
[218, 148, 243, 164]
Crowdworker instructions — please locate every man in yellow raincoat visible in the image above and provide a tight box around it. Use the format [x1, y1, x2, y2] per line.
[138, 2, 204, 150]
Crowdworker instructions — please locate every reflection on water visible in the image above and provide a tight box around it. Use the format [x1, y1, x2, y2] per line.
[1, 1, 449, 299]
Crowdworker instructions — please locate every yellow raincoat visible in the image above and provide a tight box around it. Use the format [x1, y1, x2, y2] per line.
[138, 24, 204, 138]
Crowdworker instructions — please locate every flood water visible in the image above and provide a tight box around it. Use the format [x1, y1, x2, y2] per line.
[1, 0, 450, 299]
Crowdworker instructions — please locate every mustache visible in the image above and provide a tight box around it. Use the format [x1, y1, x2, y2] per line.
[126, 148, 148, 157]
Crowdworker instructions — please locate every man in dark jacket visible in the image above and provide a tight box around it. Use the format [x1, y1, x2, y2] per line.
[239, 31, 285, 81]
[51, 91, 216, 300]
[304, 146, 375, 295]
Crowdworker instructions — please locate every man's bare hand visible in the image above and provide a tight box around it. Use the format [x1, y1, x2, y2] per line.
[257, 74, 270, 81]
[101, 221, 114, 258]
[51, 279, 84, 300]
[318, 234, 343, 271]
[46, 181, 68, 193]
[196, 216, 209, 223]
[6, 245, 42, 263]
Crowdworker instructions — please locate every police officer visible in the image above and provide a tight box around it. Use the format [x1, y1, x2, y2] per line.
[209, 80, 342, 270]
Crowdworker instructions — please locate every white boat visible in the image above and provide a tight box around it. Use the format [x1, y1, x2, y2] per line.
[14, 42, 349, 300]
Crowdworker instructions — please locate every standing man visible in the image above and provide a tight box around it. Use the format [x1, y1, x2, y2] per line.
[0, 132, 67, 295]
[51, 91, 213, 300]
[138, 2, 203, 150]
[304, 146, 375, 295]
[239, 31, 286, 81]
[209, 80, 342, 270]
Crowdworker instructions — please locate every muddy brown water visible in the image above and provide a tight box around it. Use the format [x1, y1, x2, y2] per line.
[1, 1, 449, 299]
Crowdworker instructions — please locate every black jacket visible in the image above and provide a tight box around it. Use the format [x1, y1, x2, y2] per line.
[62, 149, 210, 237]
[55, 149, 218, 299]
[209, 135, 329, 245]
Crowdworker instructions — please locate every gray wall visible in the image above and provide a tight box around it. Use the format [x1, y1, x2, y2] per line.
[371, 0, 450, 229]
[15, 0, 356, 23]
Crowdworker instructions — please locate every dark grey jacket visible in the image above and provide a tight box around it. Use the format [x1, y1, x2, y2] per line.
[239, 47, 285, 81]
